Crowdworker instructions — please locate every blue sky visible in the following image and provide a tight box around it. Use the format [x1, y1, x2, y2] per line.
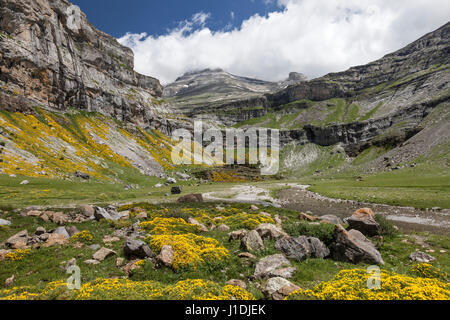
[71, 0, 280, 38]
[71, 0, 450, 84]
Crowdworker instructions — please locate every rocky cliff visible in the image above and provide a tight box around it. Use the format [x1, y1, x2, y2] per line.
[0, 0, 183, 134]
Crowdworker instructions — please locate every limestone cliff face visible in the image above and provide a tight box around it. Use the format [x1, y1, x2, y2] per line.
[0, 0, 177, 133]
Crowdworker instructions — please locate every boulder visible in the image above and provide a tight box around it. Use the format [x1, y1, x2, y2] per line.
[320, 215, 343, 225]
[229, 229, 248, 241]
[123, 239, 154, 259]
[94, 206, 121, 221]
[93, 247, 116, 261]
[74, 171, 90, 180]
[77, 205, 95, 217]
[156, 245, 174, 267]
[6, 230, 29, 249]
[255, 224, 288, 240]
[254, 254, 293, 279]
[177, 194, 204, 203]
[330, 225, 384, 265]
[409, 251, 436, 263]
[43, 234, 69, 247]
[275, 236, 330, 261]
[171, 186, 182, 195]
[66, 226, 80, 238]
[346, 209, 380, 237]
[35, 227, 46, 236]
[45, 211, 69, 225]
[241, 230, 264, 252]
[166, 177, 177, 184]
[263, 277, 300, 300]
[187, 218, 208, 232]
[217, 224, 231, 232]
[0, 218, 11, 226]
[53, 227, 70, 240]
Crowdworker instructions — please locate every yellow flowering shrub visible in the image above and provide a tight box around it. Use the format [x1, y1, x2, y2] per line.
[39, 278, 254, 300]
[70, 230, 94, 244]
[149, 234, 229, 270]
[5, 249, 31, 261]
[411, 263, 448, 280]
[221, 213, 275, 230]
[165, 279, 255, 300]
[140, 217, 200, 235]
[0, 287, 39, 300]
[286, 269, 450, 300]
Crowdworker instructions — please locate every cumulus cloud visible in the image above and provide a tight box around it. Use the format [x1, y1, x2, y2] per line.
[118, 0, 450, 84]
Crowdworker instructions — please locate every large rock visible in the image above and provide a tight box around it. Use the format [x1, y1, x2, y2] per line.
[77, 205, 95, 218]
[94, 206, 121, 221]
[229, 229, 248, 241]
[330, 225, 384, 265]
[52, 227, 70, 240]
[254, 254, 295, 279]
[275, 236, 330, 261]
[345, 208, 380, 237]
[263, 277, 300, 300]
[177, 194, 204, 203]
[123, 239, 154, 259]
[241, 230, 264, 252]
[44, 211, 69, 225]
[6, 230, 29, 249]
[255, 224, 288, 240]
[171, 186, 182, 195]
[43, 234, 69, 247]
[156, 245, 174, 267]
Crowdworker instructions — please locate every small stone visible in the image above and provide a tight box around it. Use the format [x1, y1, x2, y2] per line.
[77, 205, 95, 217]
[35, 227, 46, 236]
[26, 210, 42, 217]
[226, 279, 247, 290]
[0, 218, 11, 226]
[135, 212, 148, 220]
[84, 259, 100, 265]
[20, 180, 29, 185]
[116, 257, 125, 267]
[171, 186, 182, 195]
[5, 275, 15, 287]
[409, 251, 435, 263]
[217, 224, 231, 232]
[88, 244, 101, 251]
[103, 236, 120, 243]
[250, 205, 259, 211]
[93, 247, 116, 261]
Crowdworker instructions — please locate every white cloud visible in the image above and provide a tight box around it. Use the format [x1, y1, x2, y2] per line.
[118, 0, 450, 84]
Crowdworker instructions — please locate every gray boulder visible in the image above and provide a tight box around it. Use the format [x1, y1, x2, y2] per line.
[254, 254, 295, 279]
[94, 206, 121, 221]
[124, 239, 154, 259]
[275, 236, 330, 261]
[330, 225, 384, 265]
[241, 230, 264, 252]
[53, 227, 70, 240]
[409, 251, 436, 263]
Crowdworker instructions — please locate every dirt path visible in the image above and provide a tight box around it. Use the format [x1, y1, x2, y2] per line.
[204, 183, 450, 236]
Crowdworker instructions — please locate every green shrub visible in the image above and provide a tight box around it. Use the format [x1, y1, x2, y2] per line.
[283, 221, 336, 246]
[374, 215, 398, 238]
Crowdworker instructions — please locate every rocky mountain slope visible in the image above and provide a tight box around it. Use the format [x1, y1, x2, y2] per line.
[163, 69, 307, 126]
[0, 0, 185, 134]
